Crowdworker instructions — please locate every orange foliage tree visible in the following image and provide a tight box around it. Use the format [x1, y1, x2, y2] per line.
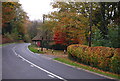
[2, 2, 30, 42]
[47, 6, 89, 46]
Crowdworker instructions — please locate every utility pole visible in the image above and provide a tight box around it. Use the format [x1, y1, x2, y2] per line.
[41, 14, 45, 51]
[43, 14, 49, 50]
[41, 37, 43, 51]
[46, 31, 48, 50]
[43, 14, 45, 24]
[89, 2, 92, 47]
[118, 2, 120, 47]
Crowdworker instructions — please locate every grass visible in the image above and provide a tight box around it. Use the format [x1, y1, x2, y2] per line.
[28, 45, 44, 54]
[28, 44, 67, 57]
[0, 42, 16, 46]
[54, 58, 120, 80]
[28, 44, 120, 79]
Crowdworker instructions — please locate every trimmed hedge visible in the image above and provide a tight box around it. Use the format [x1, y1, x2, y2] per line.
[67, 44, 120, 74]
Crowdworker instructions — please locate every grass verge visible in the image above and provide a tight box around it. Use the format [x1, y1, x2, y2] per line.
[28, 45, 67, 57]
[28, 44, 120, 79]
[28, 45, 44, 54]
[54, 58, 120, 79]
[0, 42, 16, 46]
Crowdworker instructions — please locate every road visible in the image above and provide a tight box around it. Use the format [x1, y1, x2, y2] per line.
[2, 43, 117, 81]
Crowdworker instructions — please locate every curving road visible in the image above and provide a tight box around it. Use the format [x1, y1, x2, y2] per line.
[2, 43, 116, 81]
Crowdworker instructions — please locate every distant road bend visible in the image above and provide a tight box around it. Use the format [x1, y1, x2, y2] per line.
[2, 43, 117, 81]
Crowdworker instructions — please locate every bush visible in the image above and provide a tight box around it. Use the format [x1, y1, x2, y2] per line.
[67, 44, 120, 74]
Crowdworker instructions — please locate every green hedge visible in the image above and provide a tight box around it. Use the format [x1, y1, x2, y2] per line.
[67, 44, 120, 74]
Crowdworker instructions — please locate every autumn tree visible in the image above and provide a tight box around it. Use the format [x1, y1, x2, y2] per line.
[2, 2, 18, 34]
[2, 2, 30, 42]
[47, 2, 89, 46]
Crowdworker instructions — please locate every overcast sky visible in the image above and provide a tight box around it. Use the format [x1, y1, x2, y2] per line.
[19, 0, 55, 21]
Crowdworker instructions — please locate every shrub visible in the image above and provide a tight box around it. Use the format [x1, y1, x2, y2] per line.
[67, 44, 120, 74]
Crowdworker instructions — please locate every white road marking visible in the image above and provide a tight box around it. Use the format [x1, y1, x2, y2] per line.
[12, 47, 18, 56]
[27, 45, 52, 60]
[26, 45, 34, 54]
[48, 74, 55, 78]
[22, 59, 25, 61]
[12, 46, 67, 81]
[30, 65, 34, 67]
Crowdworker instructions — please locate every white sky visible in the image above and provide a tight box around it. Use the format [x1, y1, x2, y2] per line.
[19, 0, 55, 21]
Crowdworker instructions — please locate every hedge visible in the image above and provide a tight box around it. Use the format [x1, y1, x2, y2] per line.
[67, 44, 120, 74]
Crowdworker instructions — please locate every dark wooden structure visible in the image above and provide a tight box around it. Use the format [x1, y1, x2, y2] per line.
[32, 32, 53, 51]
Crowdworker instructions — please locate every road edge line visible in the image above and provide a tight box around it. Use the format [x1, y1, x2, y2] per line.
[27, 44, 118, 80]
[12, 46, 67, 81]
[27, 44, 35, 54]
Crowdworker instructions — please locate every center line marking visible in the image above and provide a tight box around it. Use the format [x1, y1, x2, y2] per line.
[48, 74, 55, 78]
[30, 65, 34, 67]
[12, 46, 67, 81]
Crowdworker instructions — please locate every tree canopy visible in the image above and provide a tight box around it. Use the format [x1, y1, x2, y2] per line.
[2, 2, 30, 42]
[41, 2, 120, 48]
